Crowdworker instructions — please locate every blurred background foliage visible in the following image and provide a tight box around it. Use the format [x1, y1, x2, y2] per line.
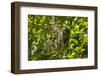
[28, 15, 88, 60]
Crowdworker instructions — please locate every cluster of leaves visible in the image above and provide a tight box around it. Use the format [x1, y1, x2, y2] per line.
[28, 15, 88, 60]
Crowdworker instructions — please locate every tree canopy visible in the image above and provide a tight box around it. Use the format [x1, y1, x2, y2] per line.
[28, 15, 88, 60]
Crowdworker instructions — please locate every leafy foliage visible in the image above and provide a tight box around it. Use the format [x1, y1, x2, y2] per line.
[28, 15, 88, 60]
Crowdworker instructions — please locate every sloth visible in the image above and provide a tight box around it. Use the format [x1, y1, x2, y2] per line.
[44, 24, 70, 53]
